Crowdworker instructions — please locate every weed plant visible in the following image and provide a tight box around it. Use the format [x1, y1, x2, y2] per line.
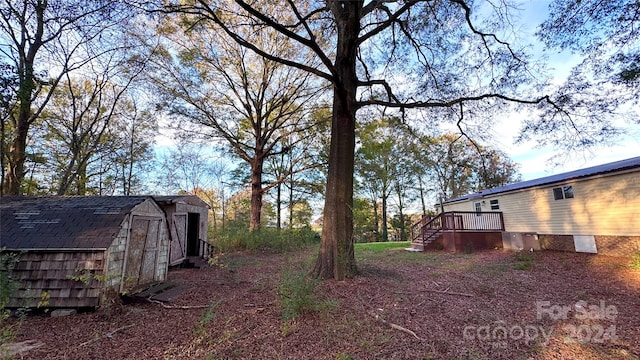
[630, 252, 640, 270]
[277, 269, 335, 322]
[513, 251, 534, 270]
[1, 250, 21, 359]
[211, 226, 320, 253]
[193, 300, 221, 339]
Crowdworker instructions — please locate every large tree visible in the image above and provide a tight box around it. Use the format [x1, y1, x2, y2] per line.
[356, 118, 401, 242]
[0, 0, 134, 195]
[158, 0, 583, 280]
[38, 60, 144, 195]
[147, 11, 324, 231]
[540, 0, 640, 92]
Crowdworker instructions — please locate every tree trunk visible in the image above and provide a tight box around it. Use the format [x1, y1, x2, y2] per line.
[372, 198, 380, 239]
[381, 193, 388, 242]
[418, 176, 427, 216]
[249, 158, 263, 232]
[312, 2, 360, 280]
[276, 182, 282, 229]
[395, 183, 406, 241]
[4, 119, 28, 195]
[288, 157, 294, 229]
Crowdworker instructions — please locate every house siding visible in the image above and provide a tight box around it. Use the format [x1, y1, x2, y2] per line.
[445, 171, 640, 237]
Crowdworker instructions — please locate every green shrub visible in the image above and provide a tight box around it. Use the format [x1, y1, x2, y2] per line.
[630, 252, 640, 270]
[277, 269, 334, 322]
[211, 226, 320, 253]
[1, 250, 22, 356]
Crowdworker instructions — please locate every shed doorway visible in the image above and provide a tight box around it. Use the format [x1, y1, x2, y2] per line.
[186, 213, 200, 256]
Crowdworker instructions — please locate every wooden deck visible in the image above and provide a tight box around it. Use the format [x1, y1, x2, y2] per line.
[411, 211, 505, 251]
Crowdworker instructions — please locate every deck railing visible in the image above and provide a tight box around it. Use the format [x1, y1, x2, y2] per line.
[411, 211, 504, 244]
[199, 238, 215, 259]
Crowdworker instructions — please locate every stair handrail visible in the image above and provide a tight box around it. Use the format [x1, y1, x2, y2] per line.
[411, 213, 443, 244]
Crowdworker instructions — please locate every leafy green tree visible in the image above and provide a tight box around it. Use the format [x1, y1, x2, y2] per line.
[289, 199, 314, 229]
[0, 0, 135, 194]
[0, 63, 18, 192]
[351, 197, 379, 243]
[157, 0, 572, 280]
[106, 99, 157, 196]
[147, 12, 324, 232]
[356, 118, 397, 242]
[37, 66, 144, 195]
[421, 134, 520, 200]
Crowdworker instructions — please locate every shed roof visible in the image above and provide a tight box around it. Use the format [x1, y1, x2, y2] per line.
[154, 195, 209, 208]
[0, 196, 154, 250]
[445, 156, 640, 204]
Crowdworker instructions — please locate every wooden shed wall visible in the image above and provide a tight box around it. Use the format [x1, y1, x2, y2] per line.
[444, 171, 640, 236]
[181, 203, 209, 245]
[8, 251, 106, 308]
[7, 198, 170, 308]
[105, 200, 170, 294]
[162, 202, 209, 265]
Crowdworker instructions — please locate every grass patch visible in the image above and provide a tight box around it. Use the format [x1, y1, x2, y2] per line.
[630, 252, 640, 270]
[513, 251, 534, 270]
[355, 242, 428, 265]
[354, 241, 410, 252]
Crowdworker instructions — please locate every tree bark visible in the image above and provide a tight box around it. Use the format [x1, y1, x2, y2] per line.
[276, 182, 282, 229]
[381, 192, 388, 242]
[4, 119, 28, 195]
[312, 1, 360, 280]
[249, 157, 263, 232]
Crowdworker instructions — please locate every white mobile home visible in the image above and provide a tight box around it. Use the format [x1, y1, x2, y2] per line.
[442, 156, 640, 256]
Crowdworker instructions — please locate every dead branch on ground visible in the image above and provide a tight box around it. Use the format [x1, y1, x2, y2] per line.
[79, 325, 135, 347]
[369, 312, 425, 341]
[147, 298, 211, 309]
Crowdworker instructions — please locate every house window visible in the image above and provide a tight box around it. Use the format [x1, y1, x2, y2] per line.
[490, 199, 499, 210]
[553, 186, 574, 200]
[474, 202, 482, 214]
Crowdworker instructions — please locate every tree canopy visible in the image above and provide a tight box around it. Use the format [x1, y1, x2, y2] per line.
[153, 0, 580, 279]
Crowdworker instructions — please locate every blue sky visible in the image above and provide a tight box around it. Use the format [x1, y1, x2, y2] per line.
[154, 0, 640, 186]
[491, 0, 640, 180]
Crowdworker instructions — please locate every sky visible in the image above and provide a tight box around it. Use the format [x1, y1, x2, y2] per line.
[155, 0, 640, 186]
[491, 0, 640, 180]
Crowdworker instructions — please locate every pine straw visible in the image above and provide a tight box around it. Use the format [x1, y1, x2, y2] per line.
[8, 249, 640, 360]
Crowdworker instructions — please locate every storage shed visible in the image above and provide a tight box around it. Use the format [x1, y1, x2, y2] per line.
[0, 196, 170, 308]
[154, 195, 210, 266]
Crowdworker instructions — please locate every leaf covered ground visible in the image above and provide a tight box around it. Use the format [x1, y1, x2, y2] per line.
[6, 244, 640, 359]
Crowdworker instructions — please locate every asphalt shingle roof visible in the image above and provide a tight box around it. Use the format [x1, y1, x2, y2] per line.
[0, 196, 152, 250]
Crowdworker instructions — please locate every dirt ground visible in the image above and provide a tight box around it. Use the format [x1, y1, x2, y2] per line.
[5, 245, 640, 360]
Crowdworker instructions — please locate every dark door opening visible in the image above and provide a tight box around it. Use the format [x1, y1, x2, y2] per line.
[186, 213, 200, 256]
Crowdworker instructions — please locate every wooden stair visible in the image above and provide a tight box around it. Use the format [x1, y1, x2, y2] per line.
[409, 213, 444, 251]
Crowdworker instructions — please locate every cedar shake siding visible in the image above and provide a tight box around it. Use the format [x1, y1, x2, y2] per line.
[1, 196, 170, 308]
